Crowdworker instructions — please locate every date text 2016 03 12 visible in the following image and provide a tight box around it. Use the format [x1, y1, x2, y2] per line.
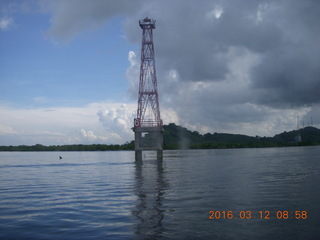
[208, 210, 308, 220]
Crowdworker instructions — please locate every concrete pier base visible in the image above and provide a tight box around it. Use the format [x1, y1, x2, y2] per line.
[133, 126, 164, 161]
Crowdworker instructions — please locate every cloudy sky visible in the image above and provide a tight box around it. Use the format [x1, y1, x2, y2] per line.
[0, 0, 319, 146]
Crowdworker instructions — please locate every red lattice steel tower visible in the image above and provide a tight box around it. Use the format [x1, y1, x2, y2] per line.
[134, 17, 162, 128]
[133, 17, 163, 159]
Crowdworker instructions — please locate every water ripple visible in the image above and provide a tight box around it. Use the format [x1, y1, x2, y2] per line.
[1, 148, 319, 239]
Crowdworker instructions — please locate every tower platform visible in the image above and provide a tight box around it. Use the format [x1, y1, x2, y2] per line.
[133, 126, 164, 160]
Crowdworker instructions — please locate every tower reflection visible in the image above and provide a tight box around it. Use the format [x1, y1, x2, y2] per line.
[132, 154, 168, 239]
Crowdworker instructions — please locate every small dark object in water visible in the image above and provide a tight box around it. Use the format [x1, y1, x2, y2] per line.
[59, 156, 62, 160]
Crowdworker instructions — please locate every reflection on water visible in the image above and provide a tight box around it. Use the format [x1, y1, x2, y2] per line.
[132, 154, 168, 239]
[1, 148, 319, 239]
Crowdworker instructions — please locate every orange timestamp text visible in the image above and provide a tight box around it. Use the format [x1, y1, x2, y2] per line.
[208, 210, 308, 220]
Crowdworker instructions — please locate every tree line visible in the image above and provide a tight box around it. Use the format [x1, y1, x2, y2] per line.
[0, 123, 319, 151]
[0, 142, 134, 152]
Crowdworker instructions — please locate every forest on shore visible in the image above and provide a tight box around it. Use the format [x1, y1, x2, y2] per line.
[1, 123, 319, 151]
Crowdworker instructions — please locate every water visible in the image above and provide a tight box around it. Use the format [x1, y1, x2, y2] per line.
[0, 147, 319, 239]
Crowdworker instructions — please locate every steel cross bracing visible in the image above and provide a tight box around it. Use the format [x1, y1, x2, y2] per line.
[134, 17, 162, 128]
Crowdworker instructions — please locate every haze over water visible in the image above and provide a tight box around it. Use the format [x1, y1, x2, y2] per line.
[1, 147, 319, 239]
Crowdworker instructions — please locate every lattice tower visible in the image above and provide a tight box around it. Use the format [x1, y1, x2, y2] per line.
[134, 17, 162, 128]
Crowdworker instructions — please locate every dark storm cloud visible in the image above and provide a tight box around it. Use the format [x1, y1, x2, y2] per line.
[123, 0, 320, 108]
[124, 0, 231, 82]
[45, 0, 320, 135]
[251, 45, 320, 107]
[46, 0, 320, 107]
[46, 0, 142, 40]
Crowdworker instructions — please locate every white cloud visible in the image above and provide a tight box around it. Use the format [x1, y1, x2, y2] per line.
[0, 100, 317, 146]
[206, 6, 223, 20]
[80, 128, 113, 143]
[0, 125, 17, 135]
[126, 51, 139, 99]
[0, 103, 136, 145]
[81, 129, 97, 140]
[0, 17, 13, 31]
[0, 97, 182, 146]
[97, 103, 136, 140]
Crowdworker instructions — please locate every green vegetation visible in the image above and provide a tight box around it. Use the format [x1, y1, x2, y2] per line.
[0, 142, 134, 152]
[163, 123, 267, 149]
[163, 124, 320, 149]
[0, 124, 319, 151]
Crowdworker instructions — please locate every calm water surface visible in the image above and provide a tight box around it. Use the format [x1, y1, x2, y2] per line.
[0, 147, 319, 239]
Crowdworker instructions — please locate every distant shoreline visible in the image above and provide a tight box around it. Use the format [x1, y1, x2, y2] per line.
[1, 123, 319, 151]
[0, 142, 319, 152]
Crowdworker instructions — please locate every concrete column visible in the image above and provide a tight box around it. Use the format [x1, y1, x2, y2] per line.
[135, 150, 142, 161]
[134, 131, 141, 149]
[157, 150, 163, 160]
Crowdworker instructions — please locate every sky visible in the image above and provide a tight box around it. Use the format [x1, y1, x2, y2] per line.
[0, 0, 319, 146]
